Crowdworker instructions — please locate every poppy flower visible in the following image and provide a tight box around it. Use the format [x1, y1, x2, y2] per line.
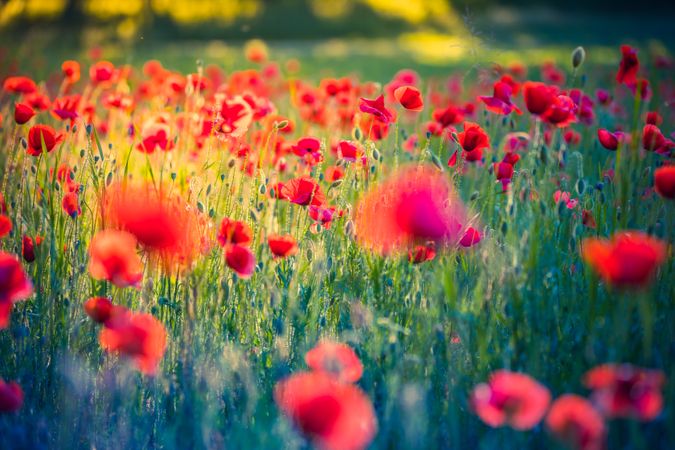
[309, 205, 341, 229]
[137, 120, 173, 153]
[217, 217, 252, 248]
[457, 121, 490, 154]
[554, 191, 578, 209]
[546, 395, 606, 450]
[542, 95, 577, 128]
[0, 380, 23, 413]
[408, 244, 436, 264]
[324, 166, 344, 183]
[3, 76, 37, 95]
[225, 244, 256, 278]
[14, 102, 35, 125]
[274, 371, 377, 450]
[62, 192, 81, 218]
[305, 340, 363, 383]
[89, 61, 116, 85]
[0, 252, 34, 329]
[393, 85, 424, 112]
[582, 210, 597, 229]
[654, 165, 675, 199]
[99, 310, 167, 375]
[88, 230, 143, 288]
[644, 111, 662, 126]
[0, 215, 11, 239]
[280, 177, 325, 207]
[564, 130, 581, 146]
[359, 95, 393, 124]
[354, 164, 467, 255]
[523, 82, 558, 115]
[432, 104, 464, 128]
[616, 45, 639, 86]
[581, 232, 666, 288]
[470, 370, 551, 430]
[583, 364, 665, 420]
[26, 124, 64, 156]
[292, 137, 323, 164]
[597, 129, 622, 151]
[21, 234, 42, 263]
[51, 95, 81, 123]
[268, 234, 298, 258]
[494, 162, 515, 191]
[459, 227, 482, 247]
[479, 81, 521, 115]
[337, 140, 365, 164]
[84, 297, 116, 324]
[62, 60, 81, 84]
[215, 95, 254, 139]
[642, 124, 674, 155]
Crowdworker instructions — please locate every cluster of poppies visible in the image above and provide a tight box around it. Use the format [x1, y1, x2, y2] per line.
[470, 364, 665, 450]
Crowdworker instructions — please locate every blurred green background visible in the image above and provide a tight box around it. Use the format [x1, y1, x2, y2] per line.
[1, 0, 674, 80]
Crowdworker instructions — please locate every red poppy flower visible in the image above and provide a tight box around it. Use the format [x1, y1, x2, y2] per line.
[280, 177, 325, 207]
[99, 310, 167, 375]
[542, 95, 577, 128]
[84, 297, 116, 324]
[616, 45, 639, 86]
[51, 95, 81, 123]
[597, 129, 622, 151]
[564, 130, 581, 146]
[642, 124, 674, 155]
[359, 95, 393, 124]
[582, 210, 597, 229]
[0, 380, 23, 413]
[354, 165, 467, 255]
[3, 76, 37, 95]
[457, 121, 490, 153]
[26, 124, 64, 156]
[581, 232, 666, 288]
[0, 215, 11, 239]
[0, 252, 34, 329]
[89, 61, 116, 85]
[584, 364, 665, 420]
[62, 60, 81, 84]
[88, 230, 143, 288]
[324, 166, 344, 183]
[21, 234, 42, 263]
[337, 140, 365, 164]
[432, 104, 464, 128]
[292, 136, 323, 165]
[479, 81, 521, 115]
[217, 217, 253, 248]
[546, 395, 606, 450]
[62, 192, 81, 218]
[215, 95, 254, 139]
[645, 111, 662, 126]
[309, 205, 341, 229]
[14, 102, 35, 125]
[554, 191, 578, 209]
[494, 162, 515, 191]
[393, 85, 423, 112]
[225, 244, 256, 278]
[523, 82, 558, 115]
[305, 340, 363, 383]
[268, 234, 298, 258]
[470, 370, 551, 430]
[459, 227, 482, 247]
[654, 165, 675, 199]
[408, 243, 436, 264]
[274, 371, 377, 450]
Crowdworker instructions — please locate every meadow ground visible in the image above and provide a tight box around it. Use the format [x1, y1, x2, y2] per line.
[0, 16, 674, 450]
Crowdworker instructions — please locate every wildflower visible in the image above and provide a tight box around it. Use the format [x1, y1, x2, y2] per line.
[584, 364, 665, 420]
[88, 230, 143, 288]
[305, 340, 363, 383]
[479, 81, 521, 115]
[470, 370, 551, 430]
[542, 95, 577, 128]
[3, 76, 37, 95]
[0, 252, 33, 329]
[62, 192, 81, 218]
[89, 61, 116, 85]
[432, 104, 464, 128]
[0, 215, 11, 239]
[14, 102, 35, 125]
[21, 235, 42, 263]
[267, 234, 298, 258]
[546, 395, 606, 450]
[359, 95, 393, 124]
[459, 227, 482, 247]
[654, 165, 675, 199]
[84, 297, 116, 324]
[279, 177, 325, 207]
[26, 124, 64, 156]
[523, 82, 558, 115]
[0, 380, 23, 413]
[408, 244, 436, 263]
[275, 371, 377, 450]
[597, 129, 622, 151]
[581, 232, 666, 288]
[616, 45, 639, 86]
[99, 310, 167, 375]
[62, 60, 81, 84]
[642, 124, 674, 155]
[224, 244, 256, 278]
[393, 85, 424, 112]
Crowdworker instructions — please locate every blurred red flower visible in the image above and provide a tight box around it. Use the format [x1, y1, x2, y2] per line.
[26, 124, 64, 156]
[225, 244, 256, 278]
[654, 165, 675, 199]
[88, 230, 143, 288]
[470, 370, 551, 430]
[217, 217, 253, 248]
[359, 95, 393, 124]
[14, 102, 35, 125]
[267, 234, 298, 258]
[546, 394, 606, 450]
[305, 340, 363, 383]
[523, 82, 558, 115]
[616, 45, 639, 86]
[62, 60, 81, 84]
[0, 252, 33, 329]
[279, 177, 325, 207]
[584, 364, 665, 421]
[274, 371, 377, 450]
[393, 85, 424, 112]
[100, 310, 167, 375]
[3, 76, 37, 95]
[581, 232, 666, 288]
[0, 380, 23, 413]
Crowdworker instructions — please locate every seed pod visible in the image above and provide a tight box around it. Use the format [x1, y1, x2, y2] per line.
[259, 184, 267, 195]
[352, 127, 363, 142]
[106, 172, 113, 186]
[274, 120, 289, 130]
[197, 201, 205, 213]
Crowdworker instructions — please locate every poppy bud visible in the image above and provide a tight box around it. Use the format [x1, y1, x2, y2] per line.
[14, 103, 35, 125]
[572, 46, 586, 69]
